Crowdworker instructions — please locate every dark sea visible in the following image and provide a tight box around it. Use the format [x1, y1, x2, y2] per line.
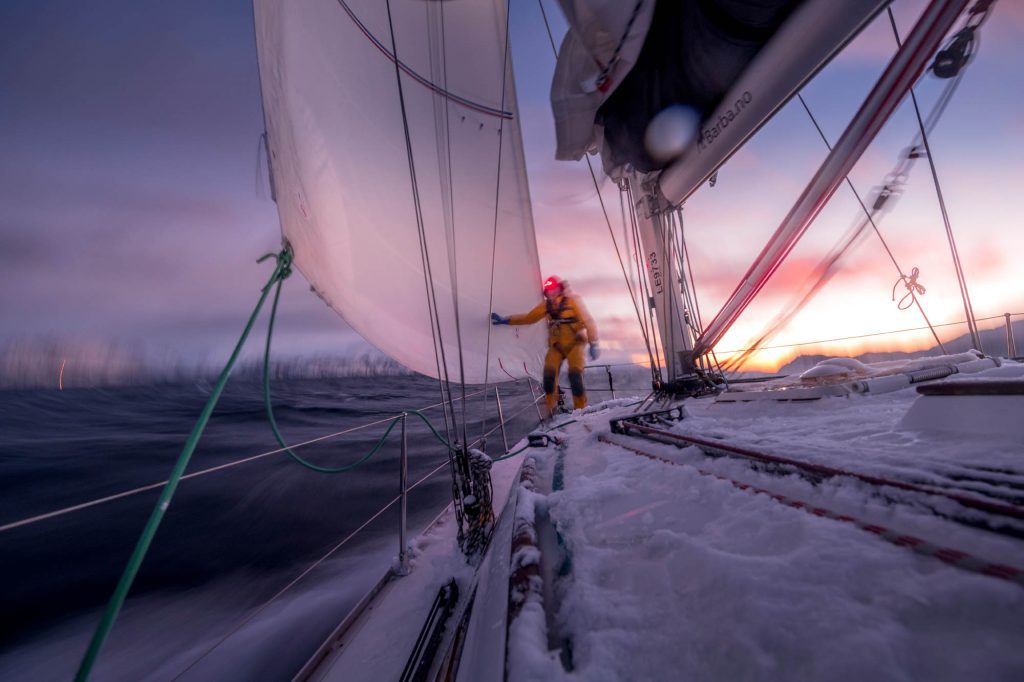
[0, 375, 541, 681]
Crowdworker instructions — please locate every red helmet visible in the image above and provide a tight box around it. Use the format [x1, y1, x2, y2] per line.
[542, 276, 564, 295]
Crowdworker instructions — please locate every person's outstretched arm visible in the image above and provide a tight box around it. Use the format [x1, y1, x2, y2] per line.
[505, 301, 547, 325]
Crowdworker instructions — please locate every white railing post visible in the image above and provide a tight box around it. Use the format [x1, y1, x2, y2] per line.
[494, 386, 509, 453]
[526, 378, 544, 420]
[1005, 313, 1017, 358]
[398, 413, 409, 575]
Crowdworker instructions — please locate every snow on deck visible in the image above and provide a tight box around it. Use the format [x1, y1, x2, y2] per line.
[507, 364, 1024, 682]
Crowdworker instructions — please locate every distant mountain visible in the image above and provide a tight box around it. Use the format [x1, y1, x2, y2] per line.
[233, 353, 413, 380]
[0, 337, 411, 390]
[777, 318, 1023, 375]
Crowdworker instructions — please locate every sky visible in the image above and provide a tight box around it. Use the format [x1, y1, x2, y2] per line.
[1, 0, 1022, 373]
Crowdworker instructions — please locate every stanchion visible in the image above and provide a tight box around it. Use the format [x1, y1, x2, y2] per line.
[494, 386, 510, 453]
[398, 413, 409, 575]
[1005, 313, 1017, 358]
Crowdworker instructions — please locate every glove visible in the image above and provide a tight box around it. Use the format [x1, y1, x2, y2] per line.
[589, 342, 600, 361]
[490, 312, 510, 325]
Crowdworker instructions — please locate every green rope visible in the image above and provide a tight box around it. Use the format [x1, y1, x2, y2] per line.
[77, 245, 538, 680]
[405, 409, 456, 451]
[262, 271, 402, 473]
[75, 247, 293, 682]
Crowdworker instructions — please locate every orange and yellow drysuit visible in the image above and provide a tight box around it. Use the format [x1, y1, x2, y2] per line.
[507, 292, 598, 413]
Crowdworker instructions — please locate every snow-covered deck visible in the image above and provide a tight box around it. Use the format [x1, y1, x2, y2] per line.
[508, 362, 1024, 681]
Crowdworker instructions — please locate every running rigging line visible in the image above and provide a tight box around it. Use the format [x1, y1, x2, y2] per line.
[888, 4, 991, 352]
[724, 4, 992, 371]
[430, 0, 471, 452]
[482, 0, 513, 441]
[536, 0, 660, 383]
[719, 312, 1019, 356]
[385, 0, 473, 544]
[720, 80, 960, 372]
[692, 0, 973, 360]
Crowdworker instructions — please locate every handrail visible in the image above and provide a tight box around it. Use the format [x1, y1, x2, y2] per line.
[172, 388, 543, 678]
[171, 455, 454, 680]
[0, 387, 513, 534]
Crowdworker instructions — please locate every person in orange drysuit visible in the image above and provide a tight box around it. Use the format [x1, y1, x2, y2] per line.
[491, 276, 599, 414]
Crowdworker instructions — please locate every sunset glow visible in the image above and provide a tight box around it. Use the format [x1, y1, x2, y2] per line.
[515, 1, 1024, 372]
[1, 1, 1021, 373]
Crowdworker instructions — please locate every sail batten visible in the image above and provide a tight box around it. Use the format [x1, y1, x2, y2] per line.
[254, 0, 544, 383]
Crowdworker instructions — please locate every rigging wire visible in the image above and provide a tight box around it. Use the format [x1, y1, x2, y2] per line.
[675, 208, 722, 379]
[384, 0, 467, 538]
[720, 41, 979, 373]
[618, 185, 658, 370]
[432, 0, 471, 451]
[170, 457, 453, 680]
[677, 209, 703, 333]
[481, 0, 513, 442]
[384, 0, 454, 423]
[887, 5, 987, 352]
[626, 180, 664, 378]
[0, 388, 501, 535]
[718, 312, 1019, 356]
[536, 0, 659, 383]
[797, 92, 946, 352]
[171, 388, 544, 679]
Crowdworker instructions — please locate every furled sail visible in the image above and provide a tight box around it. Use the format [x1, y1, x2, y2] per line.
[552, 0, 890, 191]
[253, 0, 545, 383]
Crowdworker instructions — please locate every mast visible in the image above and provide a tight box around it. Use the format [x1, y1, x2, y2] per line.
[629, 172, 696, 384]
[599, 0, 892, 391]
[627, 0, 971, 388]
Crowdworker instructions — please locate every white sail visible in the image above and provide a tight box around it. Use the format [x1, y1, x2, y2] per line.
[253, 0, 545, 383]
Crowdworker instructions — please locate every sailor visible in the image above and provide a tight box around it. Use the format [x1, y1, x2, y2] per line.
[491, 276, 599, 415]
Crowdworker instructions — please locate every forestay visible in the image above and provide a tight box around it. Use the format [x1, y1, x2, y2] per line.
[253, 0, 544, 383]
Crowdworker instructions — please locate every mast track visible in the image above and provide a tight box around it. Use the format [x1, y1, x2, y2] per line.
[605, 420, 1024, 539]
[597, 433, 1024, 586]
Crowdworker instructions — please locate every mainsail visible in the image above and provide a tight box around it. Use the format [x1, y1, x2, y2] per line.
[253, 0, 544, 383]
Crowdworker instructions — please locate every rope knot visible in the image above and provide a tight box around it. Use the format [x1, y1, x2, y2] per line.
[257, 246, 294, 285]
[892, 266, 927, 310]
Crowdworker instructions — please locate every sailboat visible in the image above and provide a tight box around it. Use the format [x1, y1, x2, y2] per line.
[67, 0, 1022, 679]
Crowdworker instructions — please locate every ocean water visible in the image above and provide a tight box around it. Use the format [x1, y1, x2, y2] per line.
[0, 375, 541, 680]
